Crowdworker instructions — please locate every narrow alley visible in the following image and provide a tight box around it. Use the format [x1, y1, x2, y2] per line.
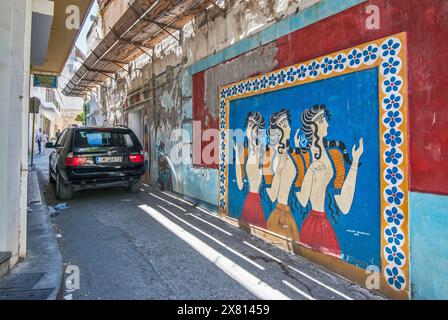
[34, 151, 380, 300]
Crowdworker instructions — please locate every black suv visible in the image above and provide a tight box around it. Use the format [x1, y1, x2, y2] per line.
[46, 125, 146, 200]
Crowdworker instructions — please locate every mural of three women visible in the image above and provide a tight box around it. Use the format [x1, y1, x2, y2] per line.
[233, 104, 364, 258]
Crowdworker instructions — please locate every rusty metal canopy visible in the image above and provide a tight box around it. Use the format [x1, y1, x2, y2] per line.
[63, 0, 211, 97]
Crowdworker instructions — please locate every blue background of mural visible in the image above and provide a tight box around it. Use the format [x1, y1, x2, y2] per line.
[227, 68, 381, 269]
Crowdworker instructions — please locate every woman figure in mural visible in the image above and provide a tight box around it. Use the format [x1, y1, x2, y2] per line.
[264, 109, 301, 241]
[234, 112, 267, 228]
[294, 104, 364, 257]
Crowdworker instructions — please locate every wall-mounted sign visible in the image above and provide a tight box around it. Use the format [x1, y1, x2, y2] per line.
[29, 97, 41, 114]
[33, 74, 58, 88]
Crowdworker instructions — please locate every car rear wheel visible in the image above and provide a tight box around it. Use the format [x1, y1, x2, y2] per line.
[56, 172, 73, 200]
[128, 181, 140, 194]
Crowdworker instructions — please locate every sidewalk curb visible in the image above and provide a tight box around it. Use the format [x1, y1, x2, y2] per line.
[4, 167, 65, 300]
[33, 167, 64, 300]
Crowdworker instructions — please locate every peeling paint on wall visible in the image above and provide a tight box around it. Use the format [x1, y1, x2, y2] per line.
[204, 42, 279, 120]
[94, 0, 448, 299]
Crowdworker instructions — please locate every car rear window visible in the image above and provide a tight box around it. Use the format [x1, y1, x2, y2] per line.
[74, 130, 136, 148]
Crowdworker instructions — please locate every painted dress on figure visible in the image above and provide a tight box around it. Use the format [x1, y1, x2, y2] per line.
[240, 146, 267, 229]
[263, 148, 300, 241]
[292, 148, 348, 256]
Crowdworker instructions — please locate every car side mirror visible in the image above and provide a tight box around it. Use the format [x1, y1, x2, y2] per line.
[45, 142, 55, 148]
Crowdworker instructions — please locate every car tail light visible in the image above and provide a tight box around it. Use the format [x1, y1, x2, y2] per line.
[65, 153, 88, 167]
[129, 154, 144, 163]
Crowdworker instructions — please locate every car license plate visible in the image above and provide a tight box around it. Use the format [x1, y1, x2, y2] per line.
[96, 156, 122, 163]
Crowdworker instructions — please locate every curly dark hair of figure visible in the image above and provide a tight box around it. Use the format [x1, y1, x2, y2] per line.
[245, 112, 265, 130]
[327, 191, 340, 224]
[245, 112, 265, 147]
[299, 104, 353, 165]
[300, 104, 329, 160]
[267, 108, 291, 153]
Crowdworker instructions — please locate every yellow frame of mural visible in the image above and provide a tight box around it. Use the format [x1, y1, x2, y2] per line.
[218, 33, 409, 299]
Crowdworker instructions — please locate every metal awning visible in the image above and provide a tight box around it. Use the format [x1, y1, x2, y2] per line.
[63, 0, 213, 97]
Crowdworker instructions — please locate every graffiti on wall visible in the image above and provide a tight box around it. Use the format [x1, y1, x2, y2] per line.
[219, 33, 409, 295]
[157, 142, 173, 191]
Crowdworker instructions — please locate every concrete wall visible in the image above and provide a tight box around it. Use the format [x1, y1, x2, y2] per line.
[189, 0, 448, 299]
[59, 47, 84, 113]
[410, 192, 448, 299]
[57, 109, 83, 131]
[99, 0, 131, 37]
[29, 85, 61, 149]
[0, 0, 30, 266]
[119, 0, 324, 202]
[86, 16, 103, 52]
[29, 46, 85, 153]
[99, 0, 448, 299]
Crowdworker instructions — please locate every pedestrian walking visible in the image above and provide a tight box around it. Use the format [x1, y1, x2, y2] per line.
[41, 131, 48, 153]
[55, 129, 61, 141]
[35, 128, 43, 154]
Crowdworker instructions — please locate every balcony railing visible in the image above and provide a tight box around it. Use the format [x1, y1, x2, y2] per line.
[45, 89, 61, 112]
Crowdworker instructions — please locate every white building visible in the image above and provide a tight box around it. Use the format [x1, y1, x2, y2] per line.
[84, 14, 104, 127]
[29, 46, 86, 154]
[0, 0, 94, 274]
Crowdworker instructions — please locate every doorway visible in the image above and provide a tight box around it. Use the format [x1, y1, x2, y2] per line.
[127, 108, 143, 145]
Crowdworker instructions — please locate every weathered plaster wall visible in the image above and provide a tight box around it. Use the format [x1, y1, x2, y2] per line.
[410, 192, 448, 299]
[99, 0, 132, 37]
[183, 0, 321, 66]
[192, 0, 448, 192]
[102, 0, 369, 203]
[148, 66, 184, 191]
[188, 0, 448, 299]
[0, 0, 28, 266]
[103, 0, 326, 204]
[100, 0, 448, 299]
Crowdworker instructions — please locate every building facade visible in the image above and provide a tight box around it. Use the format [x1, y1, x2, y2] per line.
[0, 0, 94, 273]
[29, 45, 85, 153]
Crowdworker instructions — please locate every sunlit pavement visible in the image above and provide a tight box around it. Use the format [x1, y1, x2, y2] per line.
[32, 151, 384, 300]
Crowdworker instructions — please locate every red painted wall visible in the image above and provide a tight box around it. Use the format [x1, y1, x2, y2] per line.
[192, 71, 219, 168]
[192, 0, 448, 195]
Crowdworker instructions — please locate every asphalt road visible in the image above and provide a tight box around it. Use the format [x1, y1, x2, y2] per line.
[33, 151, 384, 300]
